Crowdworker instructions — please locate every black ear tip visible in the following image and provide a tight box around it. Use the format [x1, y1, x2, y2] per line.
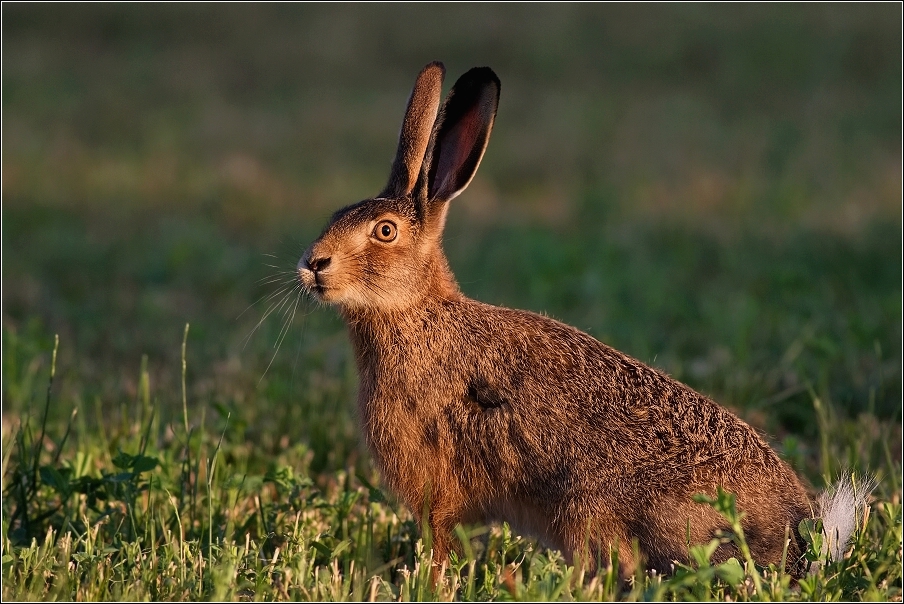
[453, 67, 500, 99]
[463, 66, 500, 87]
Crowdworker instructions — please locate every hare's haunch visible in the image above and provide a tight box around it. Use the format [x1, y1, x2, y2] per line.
[298, 62, 867, 579]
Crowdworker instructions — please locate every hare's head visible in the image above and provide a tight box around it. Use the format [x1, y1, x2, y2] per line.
[298, 62, 499, 312]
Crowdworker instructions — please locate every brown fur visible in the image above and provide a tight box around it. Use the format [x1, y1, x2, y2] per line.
[298, 63, 813, 580]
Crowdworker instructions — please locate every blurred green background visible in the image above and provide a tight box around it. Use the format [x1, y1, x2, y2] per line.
[2, 4, 901, 475]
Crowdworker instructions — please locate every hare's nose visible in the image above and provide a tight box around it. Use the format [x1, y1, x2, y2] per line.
[307, 256, 331, 272]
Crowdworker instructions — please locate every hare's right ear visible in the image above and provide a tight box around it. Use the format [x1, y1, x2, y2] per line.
[426, 67, 500, 205]
[381, 62, 446, 198]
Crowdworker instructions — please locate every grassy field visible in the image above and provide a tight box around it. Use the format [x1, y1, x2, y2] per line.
[2, 4, 902, 600]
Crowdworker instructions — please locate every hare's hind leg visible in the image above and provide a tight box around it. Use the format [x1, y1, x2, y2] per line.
[629, 487, 809, 576]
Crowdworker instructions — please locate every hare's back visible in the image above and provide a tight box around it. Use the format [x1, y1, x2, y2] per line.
[460, 302, 805, 491]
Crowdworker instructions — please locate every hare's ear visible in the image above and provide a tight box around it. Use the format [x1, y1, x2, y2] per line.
[426, 67, 500, 204]
[382, 62, 446, 198]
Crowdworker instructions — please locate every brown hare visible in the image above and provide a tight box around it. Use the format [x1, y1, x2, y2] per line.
[297, 62, 868, 581]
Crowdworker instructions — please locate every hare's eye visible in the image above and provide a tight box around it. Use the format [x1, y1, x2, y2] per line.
[373, 220, 398, 243]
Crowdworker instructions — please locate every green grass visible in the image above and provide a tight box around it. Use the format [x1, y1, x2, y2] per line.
[2, 4, 902, 601]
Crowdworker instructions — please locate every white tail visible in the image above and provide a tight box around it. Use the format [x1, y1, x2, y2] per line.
[816, 475, 874, 563]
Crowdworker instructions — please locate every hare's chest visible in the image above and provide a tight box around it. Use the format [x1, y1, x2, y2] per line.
[357, 361, 457, 437]
[357, 386, 459, 509]
[358, 373, 457, 447]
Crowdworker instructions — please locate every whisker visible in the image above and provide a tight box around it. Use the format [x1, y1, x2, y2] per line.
[276, 287, 300, 326]
[242, 283, 300, 348]
[274, 290, 300, 349]
[237, 281, 298, 320]
[256, 273, 297, 286]
[260, 289, 302, 382]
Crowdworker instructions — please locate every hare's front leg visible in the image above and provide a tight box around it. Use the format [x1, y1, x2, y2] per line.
[418, 487, 470, 584]
[559, 506, 636, 584]
[424, 511, 455, 584]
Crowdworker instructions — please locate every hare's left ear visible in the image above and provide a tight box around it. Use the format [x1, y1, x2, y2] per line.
[425, 67, 500, 205]
[382, 62, 446, 198]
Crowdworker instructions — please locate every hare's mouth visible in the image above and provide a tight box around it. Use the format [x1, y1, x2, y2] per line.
[303, 279, 327, 298]
[307, 280, 338, 303]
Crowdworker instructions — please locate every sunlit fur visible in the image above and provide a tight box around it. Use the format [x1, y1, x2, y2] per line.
[296, 63, 868, 582]
[299, 198, 456, 312]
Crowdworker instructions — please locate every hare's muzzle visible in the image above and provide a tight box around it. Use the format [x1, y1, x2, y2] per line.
[297, 248, 332, 299]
